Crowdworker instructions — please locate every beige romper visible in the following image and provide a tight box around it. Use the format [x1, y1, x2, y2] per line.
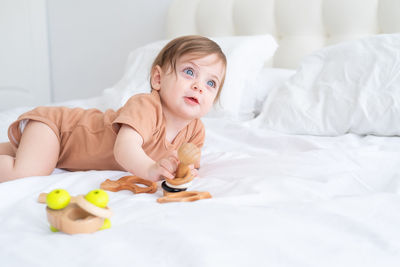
[7, 90, 205, 171]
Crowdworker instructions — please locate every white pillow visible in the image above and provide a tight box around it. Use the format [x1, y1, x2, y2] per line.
[253, 33, 400, 136]
[251, 68, 296, 116]
[102, 35, 278, 120]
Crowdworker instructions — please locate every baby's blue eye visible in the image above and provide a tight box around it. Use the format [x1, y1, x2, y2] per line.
[207, 80, 215, 87]
[184, 68, 194, 76]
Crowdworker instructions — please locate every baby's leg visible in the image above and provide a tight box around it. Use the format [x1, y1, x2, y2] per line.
[0, 142, 16, 157]
[0, 121, 60, 182]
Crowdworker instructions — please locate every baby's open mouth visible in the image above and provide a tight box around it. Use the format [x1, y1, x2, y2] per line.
[185, 96, 199, 104]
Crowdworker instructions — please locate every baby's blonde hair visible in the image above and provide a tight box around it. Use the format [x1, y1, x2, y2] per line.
[151, 35, 227, 101]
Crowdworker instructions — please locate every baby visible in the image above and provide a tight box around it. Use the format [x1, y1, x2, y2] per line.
[0, 35, 226, 183]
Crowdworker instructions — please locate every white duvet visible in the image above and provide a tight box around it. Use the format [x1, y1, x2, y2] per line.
[1, 103, 400, 267]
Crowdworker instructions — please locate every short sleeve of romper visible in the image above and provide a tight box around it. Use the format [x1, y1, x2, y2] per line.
[112, 91, 162, 144]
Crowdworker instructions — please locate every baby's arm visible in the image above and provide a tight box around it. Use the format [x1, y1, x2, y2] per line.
[114, 125, 178, 182]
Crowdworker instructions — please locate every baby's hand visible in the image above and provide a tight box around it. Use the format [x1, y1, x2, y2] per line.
[188, 164, 199, 178]
[147, 152, 179, 182]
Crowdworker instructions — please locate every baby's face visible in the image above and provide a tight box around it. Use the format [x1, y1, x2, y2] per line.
[157, 53, 225, 120]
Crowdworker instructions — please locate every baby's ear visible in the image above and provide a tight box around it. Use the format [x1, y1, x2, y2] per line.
[150, 65, 162, 91]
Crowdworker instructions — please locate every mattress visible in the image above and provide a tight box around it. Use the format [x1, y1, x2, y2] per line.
[1, 100, 400, 267]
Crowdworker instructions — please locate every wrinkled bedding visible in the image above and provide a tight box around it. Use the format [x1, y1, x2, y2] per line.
[1, 102, 400, 267]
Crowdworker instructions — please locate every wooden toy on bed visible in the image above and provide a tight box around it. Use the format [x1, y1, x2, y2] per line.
[37, 189, 112, 234]
[162, 142, 200, 194]
[160, 142, 212, 203]
[100, 175, 157, 194]
[99, 143, 212, 203]
[157, 191, 212, 203]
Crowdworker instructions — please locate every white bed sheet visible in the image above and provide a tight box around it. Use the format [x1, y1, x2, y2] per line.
[1, 101, 400, 267]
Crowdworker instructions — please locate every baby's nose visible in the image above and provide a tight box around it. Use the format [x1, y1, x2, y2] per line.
[192, 82, 203, 93]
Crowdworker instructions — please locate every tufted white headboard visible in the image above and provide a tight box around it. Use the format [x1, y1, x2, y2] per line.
[166, 0, 400, 69]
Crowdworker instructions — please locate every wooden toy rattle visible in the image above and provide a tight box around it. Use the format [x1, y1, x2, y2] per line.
[157, 191, 212, 203]
[100, 175, 157, 194]
[98, 143, 212, 204]
[163, 142, 201, 194]
[38, 189, 112, 234]
[159, 143, 212, 203]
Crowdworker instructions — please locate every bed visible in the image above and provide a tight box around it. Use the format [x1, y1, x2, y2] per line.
[2, 0, 400, 266]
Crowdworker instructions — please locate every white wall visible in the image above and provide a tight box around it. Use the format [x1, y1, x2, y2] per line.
[0, 0, 51, 110]
[47, 0, 173, 102]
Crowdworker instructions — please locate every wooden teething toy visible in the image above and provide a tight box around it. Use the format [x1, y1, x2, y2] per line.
[98, 143, 211, 203]
[157, 191, 212, 203]
[38, 189, 112, 234]
[164, 143, 201, 188]
[159, 143, 212, 203]
[100, 175, 157, 194]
